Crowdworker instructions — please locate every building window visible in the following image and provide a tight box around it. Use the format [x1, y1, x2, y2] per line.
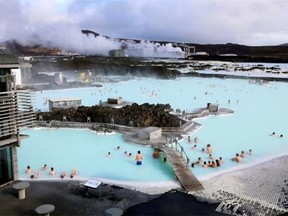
[0, 146, 13, 185]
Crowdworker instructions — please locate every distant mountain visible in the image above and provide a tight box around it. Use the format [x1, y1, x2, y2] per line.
[81, 30, 110, 39]
[81, 30, 288, 56]
[2, 29, 288, 62]
[0, 40, 62, 56]
[81, 29, 145, 44]
[185, 42, 288, 57]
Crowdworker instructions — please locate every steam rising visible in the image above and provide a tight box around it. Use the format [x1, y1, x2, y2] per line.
[2, 0, 288, 52]
[0, 0, 184, 58]
[61, 32, 185, 58]
[12, 22, 184, 58]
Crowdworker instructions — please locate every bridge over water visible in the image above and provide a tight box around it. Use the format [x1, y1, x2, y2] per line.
[153, 136, 204, 192]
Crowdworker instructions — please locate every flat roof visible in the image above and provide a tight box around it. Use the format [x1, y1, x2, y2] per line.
[142, 127, 161, 133]
[48, 98, 81, 102]
[0, 54, 19, 64]
[0, 64, 20, 68]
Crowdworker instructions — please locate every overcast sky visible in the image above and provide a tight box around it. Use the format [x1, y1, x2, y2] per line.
[1, 0, 288, 47]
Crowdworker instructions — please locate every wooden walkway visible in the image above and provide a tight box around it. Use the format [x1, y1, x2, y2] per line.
[157, 145, 204, 192]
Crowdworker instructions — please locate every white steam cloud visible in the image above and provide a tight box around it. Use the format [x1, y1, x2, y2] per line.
[1, 0, 288, 49]
[43, 29, 185, 58]
[0, 0, 184, 58]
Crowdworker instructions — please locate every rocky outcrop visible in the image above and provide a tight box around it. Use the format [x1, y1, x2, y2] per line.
[38, 103, 183, 128]
[90, 124, 113, 133]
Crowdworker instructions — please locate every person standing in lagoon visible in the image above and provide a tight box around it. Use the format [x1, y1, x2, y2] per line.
[188, 136, 191, 144]
[135, 150, 143, 165]
[206, 144, 213, 154]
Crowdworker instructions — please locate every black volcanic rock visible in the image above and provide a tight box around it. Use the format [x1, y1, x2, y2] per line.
[30, 56, 181, 81]
[38, 103, 182, 128]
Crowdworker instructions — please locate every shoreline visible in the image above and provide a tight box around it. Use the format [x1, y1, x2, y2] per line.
[19, 153, 288, 196]
[24, 60, 288, 92]
[197, 151, 288, 181]
[192, 154, 288, 214]
[18, 177, 182, 195]
[9, 155, 288, 215]
[16, 155, 288, 214]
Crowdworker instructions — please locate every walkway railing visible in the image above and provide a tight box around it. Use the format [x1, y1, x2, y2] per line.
[166, 137, 190, 167]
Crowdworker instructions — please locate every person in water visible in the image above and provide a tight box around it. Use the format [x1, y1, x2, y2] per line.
[219, 157, 224, 163]
[215, 159, 221, 167]
[202, 161, 208, 168]
[194, 157, 202, 165]
[232, 153, 241, 162]
[135, 150, 143, 165]
[49, 167, 56, 175]
[30, 172, 40, 179]
[70, 168, 78, 178]
[152, 149, 159, 158]
[188, 136, 191, 144]
[26, 165, 32, 174]
[206, 144, 213, 154]
[60, 172, 66, 179]
[41, 164, 47, 171]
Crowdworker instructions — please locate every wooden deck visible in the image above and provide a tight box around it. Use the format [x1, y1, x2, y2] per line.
[157, 145, 204, 192]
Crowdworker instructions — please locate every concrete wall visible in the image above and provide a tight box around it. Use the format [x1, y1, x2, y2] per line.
[35, 121, 195, 134]
[149, 128, 162, 140]
[12, 145, 18, 181]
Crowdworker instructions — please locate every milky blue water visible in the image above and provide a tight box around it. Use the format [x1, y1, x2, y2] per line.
[19, 74, 288, 183]
[19, 128, 175, 182]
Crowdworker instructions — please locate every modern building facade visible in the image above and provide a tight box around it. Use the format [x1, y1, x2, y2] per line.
[48, 98, 81, 111]
[0, 53, 34, 185]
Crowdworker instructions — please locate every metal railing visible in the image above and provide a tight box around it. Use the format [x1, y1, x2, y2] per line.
[166, 136, 190, 167]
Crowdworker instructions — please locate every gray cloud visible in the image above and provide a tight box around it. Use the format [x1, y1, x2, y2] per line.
[1, 0, 288, 51]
